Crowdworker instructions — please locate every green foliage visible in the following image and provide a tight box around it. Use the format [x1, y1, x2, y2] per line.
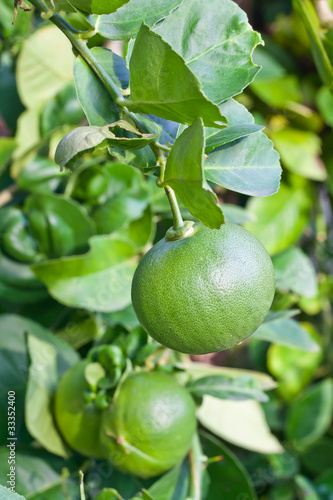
[0, 0, 332, 498]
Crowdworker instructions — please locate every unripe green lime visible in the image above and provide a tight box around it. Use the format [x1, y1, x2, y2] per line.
[100, 371, 196, 478]
[54, 360, 105, 458]
[131, 222, 275, 354]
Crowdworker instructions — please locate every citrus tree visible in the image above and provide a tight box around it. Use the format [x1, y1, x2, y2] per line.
[0, 0, 333, 499]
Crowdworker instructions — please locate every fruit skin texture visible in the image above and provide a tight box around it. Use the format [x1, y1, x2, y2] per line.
[55, 360, 105, 458]
[131, 222, 275, 354]
[100, 371, 196, 478]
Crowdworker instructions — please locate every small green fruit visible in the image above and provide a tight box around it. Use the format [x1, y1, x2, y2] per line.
[100, 371, 196, 478]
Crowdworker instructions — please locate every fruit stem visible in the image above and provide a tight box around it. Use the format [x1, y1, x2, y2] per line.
[165, 186, 185, 231]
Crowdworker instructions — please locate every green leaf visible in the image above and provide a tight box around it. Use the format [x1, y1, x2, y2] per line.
[163, 118, 224, 229]
[316, 86, 333, 127]
[41, 83, 84, 135]
[253, 317, 321, 352]
[187, 374, 268, 402]
[69, 0, 129, 15]
[295, 475, 321, 500]
[0, 486, 26, 500]
[26, 335, 70, 457]
[25, 193, 95, 258]
[177, 361, 277, 391]
[96, 0, 184, 39]
[197, 397, 283, 453]
[156, 0, 263, 105]
[91, 162, 149, 237]
[0, 314, 79, 445]
[126, 24, 227, 127]
[147, 461, 190, 500]
[205, 99, 281, 196]
[200, 431, 258, 500]
[293, 0, 333, 87]
[16, 25, 74, 109]
[270, 128, 326, 181]
[0, 137, 16, 170]
[55, 122, 157, 170]
[272, 247, 318, 298]
[0, 251, 47, 304]
[0, 448, 78, 499]
[74, 47, 129, 126]
[17, 157, 68, 194]
[32, 235, 137, 312]
[84, 361, 106, 388]
[205, 123, 264, 154]
[301, 438, 333, 475]
[245, 183, 312, 255]
[95, 489, 124, 500]
[222, 204, 256, 225]
[251, 50, 302, 106]
[267, 325, 323, 401]
[287, 379, 333, 451]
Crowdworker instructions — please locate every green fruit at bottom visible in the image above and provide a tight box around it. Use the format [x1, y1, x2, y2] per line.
[131, 222, 275, 354]
[100, 371, 196, 478]
[55, 360, 105, 458]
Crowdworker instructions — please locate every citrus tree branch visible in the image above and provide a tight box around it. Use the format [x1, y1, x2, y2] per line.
[27, 0, 184, 231]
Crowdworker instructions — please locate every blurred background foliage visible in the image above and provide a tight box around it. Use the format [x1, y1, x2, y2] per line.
[0, 0, 333, 499]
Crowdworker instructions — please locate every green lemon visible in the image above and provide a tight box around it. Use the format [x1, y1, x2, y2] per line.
[100, 371, 196, 478]
[131, 222, 275, 354]
[55, 360, 105, 458]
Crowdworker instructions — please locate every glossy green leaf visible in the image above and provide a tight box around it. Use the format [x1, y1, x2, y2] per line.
[287, 379, 333, 451]
[74, 47, 129, 126]
[293, 0, 333, 87]
[26, 335, 71, 457]
[163, 118, 224, 229]
[0, 251, 47, 304]
[147, 461, 190, 500]
[91, 162, 149, 237]
[96, 0, 184, 39]
[69, 0, 129, 15]
[187, 374, 268, 402]
[267, 325, 323, 401]
[205, 123, 264, 153]
[245, 183, 312, 255]
[32, 235, 137, 312]
[197, 397, 283, 453]
[126, 24, 226, 127]
[0, 208, 38, 263]
[17, 156, 68, 194]
[272, 247, 318, 298]
[55, 122, 157, 170]
[16, 25, 74, 109]
[156, 0, 263, 105]
[253, 316, 321, 352]
[205, 99, 281, 196]
[200, 432, 258, 500]
[271, 128, 326, 181]
[25, 193, 95, 258]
